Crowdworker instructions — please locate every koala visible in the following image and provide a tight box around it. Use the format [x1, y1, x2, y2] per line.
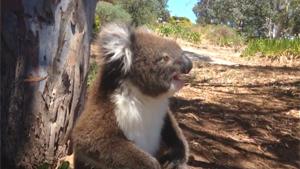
[72, 23, 192, 169]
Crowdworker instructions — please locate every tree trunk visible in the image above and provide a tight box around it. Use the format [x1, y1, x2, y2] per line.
[1, 0, 97, 168]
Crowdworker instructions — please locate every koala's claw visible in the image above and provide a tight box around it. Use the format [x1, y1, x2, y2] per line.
[162, 160, 187, 169]
[147, 156, 162, 169]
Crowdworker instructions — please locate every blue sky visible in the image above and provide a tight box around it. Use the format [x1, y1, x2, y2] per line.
[167, 0, 198, 23]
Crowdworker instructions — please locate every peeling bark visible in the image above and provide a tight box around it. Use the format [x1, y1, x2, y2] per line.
[1, 0, 97, 168]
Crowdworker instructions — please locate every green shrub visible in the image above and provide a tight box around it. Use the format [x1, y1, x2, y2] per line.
[169, 16, 193, 28]
[93, 15, 101, 33]
[117, 0, 161, 26]
[57, 161, 70, 169]
[187, 32, 201, 43]
[192, 24, 244, 47]
[242, 38, 300, 58]
[93, 1, 132, 33]
[156, 24, 201, 44]
[38, 163, 50, 169]
[158, 24, 174, 37]
[156, 23, 243, 47]
[38, 161, 70, 169]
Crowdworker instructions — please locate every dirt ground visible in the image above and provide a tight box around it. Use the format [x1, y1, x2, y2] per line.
[173, 58, 300, 169]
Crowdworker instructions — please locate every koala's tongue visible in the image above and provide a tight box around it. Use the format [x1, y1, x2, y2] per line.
[173, 74, 180, 80]
[172, 74, 185, 91]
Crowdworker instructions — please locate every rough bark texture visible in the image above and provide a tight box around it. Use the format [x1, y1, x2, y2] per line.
[1, 0, 97, 168]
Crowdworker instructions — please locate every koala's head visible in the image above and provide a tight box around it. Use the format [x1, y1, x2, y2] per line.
[98, 23, 192, 98]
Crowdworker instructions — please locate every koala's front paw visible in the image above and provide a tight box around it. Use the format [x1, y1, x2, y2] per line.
[162, 160, 187, 169]
[159, 151, 187, 169]
[147, 156, 161, 169]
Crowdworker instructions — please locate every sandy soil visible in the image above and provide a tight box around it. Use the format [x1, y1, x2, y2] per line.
[174, 58, 300, 168]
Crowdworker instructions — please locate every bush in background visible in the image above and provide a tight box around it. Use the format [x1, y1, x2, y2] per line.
[156, 23, 201, 44]
[169, 16, 193, 28]
[192, 25, 244, 47]
[93, 1, 131, 33]
[155, 23, 245, 47]
[117, 0, 166, 26]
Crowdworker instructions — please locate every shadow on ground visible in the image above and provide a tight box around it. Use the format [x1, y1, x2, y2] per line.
[172, 62, 300, 169]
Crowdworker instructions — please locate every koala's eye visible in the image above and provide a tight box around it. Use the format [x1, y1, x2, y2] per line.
[158, 53, 170, 63]
[162, 54, 170, 62]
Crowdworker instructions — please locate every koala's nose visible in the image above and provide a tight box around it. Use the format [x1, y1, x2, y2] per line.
[180, 54, 193, 74]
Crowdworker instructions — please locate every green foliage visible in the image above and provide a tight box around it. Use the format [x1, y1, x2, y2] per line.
[193, 0, 243, 25]
[38, 161, 70, 169]
[157, 24, 173, 36]
[57, 161, 70, 169]
[193, 24, 244, 47]
[93, 15, 101, 33]
[187, 32, 201, 43]
[157, 24, 201, 44]
[242, 38, 300, 58]
[169, 16, 193, 28]
[38, 163, 50, 169]
[93, 0, 170, 32]
[117, 0, 168, 26]
[93, 1, 131, 33]
[156, 23, 243, 46]
[289, 0, 300, 35]
[87, 61, 99, 87]
[193, 0, 300, 38]
[157, 0, 171, 22]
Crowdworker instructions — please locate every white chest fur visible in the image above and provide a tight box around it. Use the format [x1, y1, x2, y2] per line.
[112, 82, 168, 155]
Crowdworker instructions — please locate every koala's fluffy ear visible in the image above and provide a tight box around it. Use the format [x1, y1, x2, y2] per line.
[99, 23, 133, 73]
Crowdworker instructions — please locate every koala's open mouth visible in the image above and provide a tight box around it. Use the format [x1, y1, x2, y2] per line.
[171, 73, 185, 91]
[172, 73, 182, 81]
